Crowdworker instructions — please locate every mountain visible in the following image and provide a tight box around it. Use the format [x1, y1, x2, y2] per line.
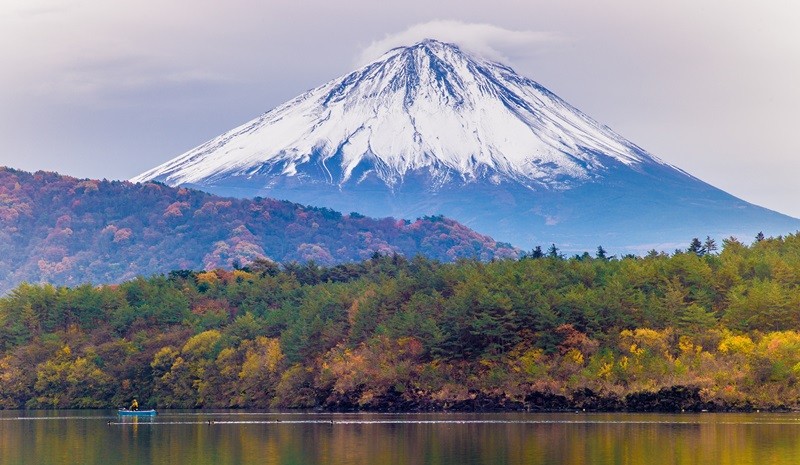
[132, 39, 800, 251]
[0, 167, 518, 293]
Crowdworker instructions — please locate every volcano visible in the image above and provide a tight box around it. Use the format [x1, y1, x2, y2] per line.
[132, 39, 799, 252]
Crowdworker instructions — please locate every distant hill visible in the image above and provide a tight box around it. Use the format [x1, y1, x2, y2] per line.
[0, 167, 518, 293]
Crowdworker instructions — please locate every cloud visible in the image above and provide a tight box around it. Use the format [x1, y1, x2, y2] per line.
[4, 0, 75, 18]
[357, 20, 564, 66]
[23, 50, 235, 109]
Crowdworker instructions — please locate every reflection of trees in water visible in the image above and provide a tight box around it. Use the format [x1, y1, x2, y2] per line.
[5, 413, 800, 465]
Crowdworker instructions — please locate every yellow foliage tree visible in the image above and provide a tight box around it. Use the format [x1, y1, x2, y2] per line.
[238, 337, 285, 407]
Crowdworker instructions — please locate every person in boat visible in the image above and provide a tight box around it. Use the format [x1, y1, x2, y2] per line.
[130, 398, 139, 411]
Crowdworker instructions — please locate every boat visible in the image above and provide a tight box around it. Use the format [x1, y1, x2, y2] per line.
[118, 409, 157, 416]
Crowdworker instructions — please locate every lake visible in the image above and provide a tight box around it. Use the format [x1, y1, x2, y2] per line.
[2, 411, 800, 464]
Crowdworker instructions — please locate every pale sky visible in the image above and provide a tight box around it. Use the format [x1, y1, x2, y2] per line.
[1, 0, 799, 217]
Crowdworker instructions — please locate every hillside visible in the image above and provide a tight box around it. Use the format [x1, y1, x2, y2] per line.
[2, 236, 800, 410]
[0, 167, 517, 293]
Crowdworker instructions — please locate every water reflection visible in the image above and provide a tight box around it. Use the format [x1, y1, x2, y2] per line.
[1, 412, 800, 465]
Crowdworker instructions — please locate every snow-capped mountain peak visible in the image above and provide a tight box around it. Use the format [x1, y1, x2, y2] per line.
[132, 39, 667, 191]
[131, 39, 800, 253]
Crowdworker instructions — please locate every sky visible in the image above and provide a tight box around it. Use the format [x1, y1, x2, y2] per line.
[1, 0, 799, 217]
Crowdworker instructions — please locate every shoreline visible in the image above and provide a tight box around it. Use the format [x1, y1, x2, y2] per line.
[316, 386, 794, 414]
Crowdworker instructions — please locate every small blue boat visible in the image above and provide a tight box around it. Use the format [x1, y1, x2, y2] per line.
[118, 409, 157, 416]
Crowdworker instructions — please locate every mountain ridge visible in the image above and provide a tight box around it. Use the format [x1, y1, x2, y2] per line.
[0, 166, 517, 294]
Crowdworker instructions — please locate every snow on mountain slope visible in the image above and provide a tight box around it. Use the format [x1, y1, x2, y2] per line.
[132, 39, 672, 191]
[132, 39, 800, 252]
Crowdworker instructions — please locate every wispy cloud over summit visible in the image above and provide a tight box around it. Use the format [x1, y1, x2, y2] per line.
[356, 20, 564, 66]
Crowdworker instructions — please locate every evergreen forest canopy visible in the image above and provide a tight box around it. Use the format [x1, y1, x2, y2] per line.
[0, 167, 517, 294]
[2, 233, 800, 411]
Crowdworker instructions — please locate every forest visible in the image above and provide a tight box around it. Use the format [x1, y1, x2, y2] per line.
[2, 232, 800, 412]
[0, 167, 516, 293]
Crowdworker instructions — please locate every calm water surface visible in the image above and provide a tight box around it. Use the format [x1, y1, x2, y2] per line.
[2, 411, 800, 464]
